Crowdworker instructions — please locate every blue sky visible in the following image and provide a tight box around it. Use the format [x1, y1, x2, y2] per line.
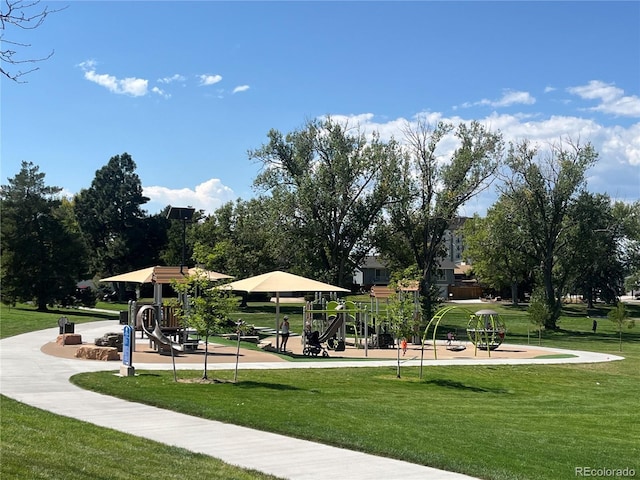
[2, 1, 639, 216]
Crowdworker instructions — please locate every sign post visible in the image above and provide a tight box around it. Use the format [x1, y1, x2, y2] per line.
[119, 324, 135, 377]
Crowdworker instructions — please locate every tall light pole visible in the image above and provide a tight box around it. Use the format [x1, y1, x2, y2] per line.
[167, 206, 196, 274]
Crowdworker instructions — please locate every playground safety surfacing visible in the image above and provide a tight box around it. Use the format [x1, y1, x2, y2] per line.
[41, 332, 589, 365]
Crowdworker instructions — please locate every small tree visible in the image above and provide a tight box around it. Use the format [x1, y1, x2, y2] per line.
[527, 290, 549, 345]
[386, 279, 420, 378]
[608, 302, 635, 352]
[172, 275, 238, 380]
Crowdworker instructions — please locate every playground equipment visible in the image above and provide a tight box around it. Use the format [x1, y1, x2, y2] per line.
[302, 295, 419, 356]
[466, 309, 506, 353]
[136, 304, 185, 354]
[423, 306, 506, 359]
[369, 284, 420, 348]
[302, 300, 347, 355]
[303, 299, 371, 355]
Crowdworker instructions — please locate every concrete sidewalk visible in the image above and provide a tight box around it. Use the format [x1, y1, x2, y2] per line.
[0, 321, 623, 480]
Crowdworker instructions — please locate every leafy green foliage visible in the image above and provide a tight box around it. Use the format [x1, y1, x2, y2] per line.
[74, 153, 152, 278]
[382, 120, 504, 321]
[527, 290, 550, 344]
[0, 162, 89, 310]
[171, 274, 239, 378]
[250, 117, 403, 286]
[462, 199, 534, 303]
[192, 198, 283, 279]
[385, 279, 421, 378]
[563, 192, 624, 306]
[608, 302, 636, 351]
[503, 139, 599, 328]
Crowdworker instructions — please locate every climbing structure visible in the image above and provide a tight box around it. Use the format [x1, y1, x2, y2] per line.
[466, 309, 506, 355]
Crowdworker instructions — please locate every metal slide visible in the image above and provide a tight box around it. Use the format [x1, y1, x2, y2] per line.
[318, 314, 345, 343]
[136, 305, 184, 353]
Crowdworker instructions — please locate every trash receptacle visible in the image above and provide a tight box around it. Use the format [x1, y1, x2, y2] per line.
[119, 310, 129, 325]
[58, 316, 74, 334]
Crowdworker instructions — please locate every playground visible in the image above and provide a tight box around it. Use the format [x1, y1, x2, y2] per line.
[41, 332, 558, 363]
[41, 304, 571, 365]
[40, 296, 587, 364]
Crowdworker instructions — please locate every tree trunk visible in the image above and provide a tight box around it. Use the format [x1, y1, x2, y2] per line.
[542, 259, 558, 329]
[203, 335, 209, 380]
[619, 330, 623, 352]
[511, 280, 519, 306]
[586, 287, 594, 309]
[420, 276, 434, 325]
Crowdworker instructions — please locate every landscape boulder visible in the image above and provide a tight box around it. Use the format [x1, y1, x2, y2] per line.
[74, 346, 120, 361]
[95, 332, 123, 351]
[56, 334, 82, 345]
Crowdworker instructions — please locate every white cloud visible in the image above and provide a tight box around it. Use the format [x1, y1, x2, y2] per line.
[323, 110, 640, 214]
[491, 90, 536, 107]
[544, 86, 556, 93]
[143, 178, 236, 215]
[79, 61, 149, 97]
[232, 85, 250, 94]
[151, 86, 170, 99]
[158, 74, 186, 84]
[568, 80, 640, 117]
[78, 62, 253, 100]
[460, 89, 536, 109]
[199, 74, 223, 86]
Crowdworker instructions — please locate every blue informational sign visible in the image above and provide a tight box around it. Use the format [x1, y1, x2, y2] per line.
[123, 325, 133, 366]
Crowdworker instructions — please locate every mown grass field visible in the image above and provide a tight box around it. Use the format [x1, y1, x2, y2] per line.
[2, 300, 639, 480]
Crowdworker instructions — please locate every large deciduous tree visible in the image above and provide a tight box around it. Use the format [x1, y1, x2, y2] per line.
[1, 161, 88, 310]
[462, 197, 535, 305]
[249, 117, 403, 287]
[382, 119, 504, 322]
[501, 139, 598, 329]
[614, 200, 640, 296]
[563, 192, 624, 307]
[192, 198, 284, 280]
[74, 153, 150, 278]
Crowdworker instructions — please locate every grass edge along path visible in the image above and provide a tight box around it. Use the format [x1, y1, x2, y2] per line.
[0, 395, 283, 480]
[71, 357, 640, 480]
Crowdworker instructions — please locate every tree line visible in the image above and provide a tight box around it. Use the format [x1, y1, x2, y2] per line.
[2, 117, 639, 330]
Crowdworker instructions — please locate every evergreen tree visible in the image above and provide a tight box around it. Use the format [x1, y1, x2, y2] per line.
[74, 153, 150, 278]
[1, 161, 88, 310]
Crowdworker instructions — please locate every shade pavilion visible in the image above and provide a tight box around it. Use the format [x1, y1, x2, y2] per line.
[222, 270, 350, 350]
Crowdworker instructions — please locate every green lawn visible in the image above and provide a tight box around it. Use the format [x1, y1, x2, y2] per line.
[0, 395, 281, 480]
[70, 354, 640, 480]
[0, 304, 119, 339]
[2, 300, 639, 480]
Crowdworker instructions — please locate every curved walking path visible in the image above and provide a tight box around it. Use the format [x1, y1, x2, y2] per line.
[1, 321, 624, 480]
